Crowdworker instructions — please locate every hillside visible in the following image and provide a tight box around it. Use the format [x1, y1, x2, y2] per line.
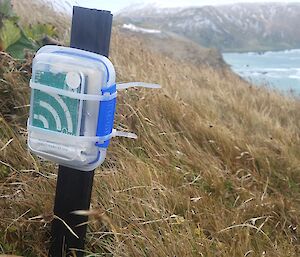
[118, 26, 225, 68]
[117, 3, 300, 52]
[2, 24, 300, 257]
[1, 1, 300, 257]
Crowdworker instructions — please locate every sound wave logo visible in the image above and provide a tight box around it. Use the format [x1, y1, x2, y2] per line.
[32, 90, 78, 135]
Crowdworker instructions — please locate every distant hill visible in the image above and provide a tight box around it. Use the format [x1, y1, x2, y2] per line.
[117, 3, 300, 52]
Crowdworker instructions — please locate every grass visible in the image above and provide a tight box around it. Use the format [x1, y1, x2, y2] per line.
[1, 28, 300, 257]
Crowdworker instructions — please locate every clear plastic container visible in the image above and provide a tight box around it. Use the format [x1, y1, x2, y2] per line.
[28, 46, 117, 171]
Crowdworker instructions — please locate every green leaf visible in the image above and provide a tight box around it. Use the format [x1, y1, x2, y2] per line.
[0, 0, 57, 58]
[24, 23, 57, 42]
[6, 31, 37, 58]
[0, 19, 21, 49]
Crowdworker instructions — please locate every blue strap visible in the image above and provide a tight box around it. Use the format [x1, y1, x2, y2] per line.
[95, 84, 117, 148]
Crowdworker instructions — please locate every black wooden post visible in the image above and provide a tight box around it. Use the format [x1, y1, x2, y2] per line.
[49, 7, 113, 257]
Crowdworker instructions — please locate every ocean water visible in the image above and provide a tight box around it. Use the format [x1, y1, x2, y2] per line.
[223, 49, 300, 95]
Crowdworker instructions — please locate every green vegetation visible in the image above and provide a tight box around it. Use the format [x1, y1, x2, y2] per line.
[0, 0, 57, 58]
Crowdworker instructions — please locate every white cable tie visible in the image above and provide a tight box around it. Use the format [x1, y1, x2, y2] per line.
[30, 81, 117, 101]
[116, 82, 161, 90]
[28, 124, 113, 144]
[112, 129, 138, 139]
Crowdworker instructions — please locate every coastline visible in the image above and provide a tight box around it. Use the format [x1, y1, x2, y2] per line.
[222, 49, 300, 95]
[221, 46, 300, 55]
[222, 48, 300, 55]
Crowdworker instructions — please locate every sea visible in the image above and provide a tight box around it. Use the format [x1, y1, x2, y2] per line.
[223, 49, 300, 96]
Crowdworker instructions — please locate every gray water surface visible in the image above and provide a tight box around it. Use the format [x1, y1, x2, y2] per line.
[223, 49, 300, 95]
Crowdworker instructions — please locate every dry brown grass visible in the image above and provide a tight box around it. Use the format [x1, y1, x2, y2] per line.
[1, 30, 300, 257]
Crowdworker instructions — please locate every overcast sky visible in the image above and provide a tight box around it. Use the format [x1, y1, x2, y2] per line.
[76, 0, 300, 12]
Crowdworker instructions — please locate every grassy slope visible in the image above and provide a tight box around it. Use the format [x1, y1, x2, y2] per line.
[117, 28, 226, 69]
[1, 29, 300, 256]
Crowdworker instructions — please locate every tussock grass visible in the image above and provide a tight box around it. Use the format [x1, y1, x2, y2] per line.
[1, 31, 300, 256]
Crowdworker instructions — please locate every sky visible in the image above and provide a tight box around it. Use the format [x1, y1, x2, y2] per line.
[75, 0, 300, 13]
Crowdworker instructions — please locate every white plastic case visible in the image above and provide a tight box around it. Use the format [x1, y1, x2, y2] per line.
[28, 46, 116, 171]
